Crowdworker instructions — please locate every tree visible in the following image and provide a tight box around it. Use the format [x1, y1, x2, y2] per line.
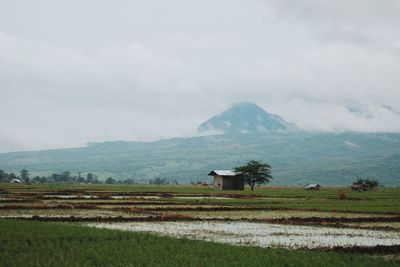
[93, 178, 102, 184]
[62, 171, 71, 182]
[8, 173, 17, 181]
[86, 173, 95, 183]
[32, 176, 41, 183]
[123, 178, 135, 184]
[354, 177, 379, 190]
[41, 176, 49, 183]
[77, 172, 85, 183]
[105, 177, 117, 184]
[365, 178, 379, 189]
[20, 169, 30, 183]
[51, 173, 62, 183]
[93, 175, 102, 184]
[149, 178, 169, 185]
[234, 160, 273, 191]
[0, 169, 8, 182]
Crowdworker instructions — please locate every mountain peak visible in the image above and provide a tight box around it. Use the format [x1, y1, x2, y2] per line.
[198, 102, 297, 134]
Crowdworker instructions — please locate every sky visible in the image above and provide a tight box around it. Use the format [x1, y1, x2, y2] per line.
[0, 0, 399, 152]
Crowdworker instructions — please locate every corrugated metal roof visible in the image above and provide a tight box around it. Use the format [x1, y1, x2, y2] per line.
[305, 184, 320, 188]
[208, 170, 236, 176]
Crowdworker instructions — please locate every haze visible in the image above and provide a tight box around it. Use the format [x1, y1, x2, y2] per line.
[1, 0, 400, 152]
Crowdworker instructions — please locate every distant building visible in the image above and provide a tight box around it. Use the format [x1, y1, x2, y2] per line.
[351, 183, 369, 192]
[208, 170, 244, 190]
[305, 184, 321, 190]
[196, 181, 208, 186]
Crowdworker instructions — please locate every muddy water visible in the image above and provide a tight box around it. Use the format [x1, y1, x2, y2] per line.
[87, 221, 400, 249]
[43, 195, 98, 199]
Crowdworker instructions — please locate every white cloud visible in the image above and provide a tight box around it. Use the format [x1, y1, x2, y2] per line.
[0, 0, 399, 152]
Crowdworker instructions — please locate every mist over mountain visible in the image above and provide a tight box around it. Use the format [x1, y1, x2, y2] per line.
[0, 102, 399, 186]
[198, 103, 298, 134]
[2, 1, 400, 153]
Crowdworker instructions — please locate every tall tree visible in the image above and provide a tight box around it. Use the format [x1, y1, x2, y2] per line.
[234, 160, 272, 191]
[77, 175, 86, 183]
[20, 169, 30, 183]
[0, 169, 7, 182]
[61, 171, 71, 182]
[105, 177, 117, 184]
[8, 173, 17, 181]
[86, 173, 95, 183]
[353, 177, 379, 190]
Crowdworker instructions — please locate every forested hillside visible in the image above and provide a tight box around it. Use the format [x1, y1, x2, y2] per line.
[1, 132, 399, 186]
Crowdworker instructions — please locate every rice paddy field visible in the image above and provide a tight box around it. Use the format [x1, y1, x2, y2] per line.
[0, 184, 399, 266]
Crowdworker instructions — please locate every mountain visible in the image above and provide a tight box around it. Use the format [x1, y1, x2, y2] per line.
[1, 102, 399, 186]
[198, 103, 297, 134]
[0, 132, 399, 186]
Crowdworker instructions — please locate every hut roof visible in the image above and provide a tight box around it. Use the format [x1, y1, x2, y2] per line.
[305, 184, 320, 189]
[208, 170, 236, 176]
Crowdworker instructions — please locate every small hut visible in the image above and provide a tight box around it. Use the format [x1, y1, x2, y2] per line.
[305, 184, 321, 190]
[208, 170, 244, 190]
[351, 183, 369, 192]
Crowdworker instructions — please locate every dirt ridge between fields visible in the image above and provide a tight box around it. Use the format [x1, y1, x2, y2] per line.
[5, 214, 400, 229]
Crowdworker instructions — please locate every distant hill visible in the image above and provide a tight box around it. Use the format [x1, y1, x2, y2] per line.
[1, 132, 399, 186]
[1, 102, 399, 186]
[198, 103, 297, 134]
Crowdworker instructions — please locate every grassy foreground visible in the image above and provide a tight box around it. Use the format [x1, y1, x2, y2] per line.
[0, 220, 398, 267]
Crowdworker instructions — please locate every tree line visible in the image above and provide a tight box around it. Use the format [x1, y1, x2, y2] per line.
[351, 177, 379, 191]
[232, 160, 380, 191]
[0, 169, 135, 184]
[0, 162, 380, 189]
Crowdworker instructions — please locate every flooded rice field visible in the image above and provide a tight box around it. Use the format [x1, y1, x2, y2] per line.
[110, 195, 161, 199]
[172, 196, 232, 200]
[171, 210, 397, 219]
[88, 221, 400, 249]
[2, 186, 400, 254]
[43, 195, 99, 199]
[0, 208, 140, 218]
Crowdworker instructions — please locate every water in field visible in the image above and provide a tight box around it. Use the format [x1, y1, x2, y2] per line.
[43, 195, 98, 199]
[110, 195, 161, 199]
[87, 221, 400, 249]
[173, 196, 232, 200]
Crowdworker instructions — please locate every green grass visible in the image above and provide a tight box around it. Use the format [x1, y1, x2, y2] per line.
[201, 198, 400, 213]
[0, 219, 398, 267]
[1, 184, 400, 213]
[2, 183, 399, 196]
[0, 183, 218, 193]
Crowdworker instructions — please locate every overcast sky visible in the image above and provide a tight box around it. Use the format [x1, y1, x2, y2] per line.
[0, 0, 399, 152]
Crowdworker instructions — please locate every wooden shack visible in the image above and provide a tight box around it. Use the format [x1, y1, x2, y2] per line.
[351, 183, 369, 192]
[208, 170, 244, 190]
